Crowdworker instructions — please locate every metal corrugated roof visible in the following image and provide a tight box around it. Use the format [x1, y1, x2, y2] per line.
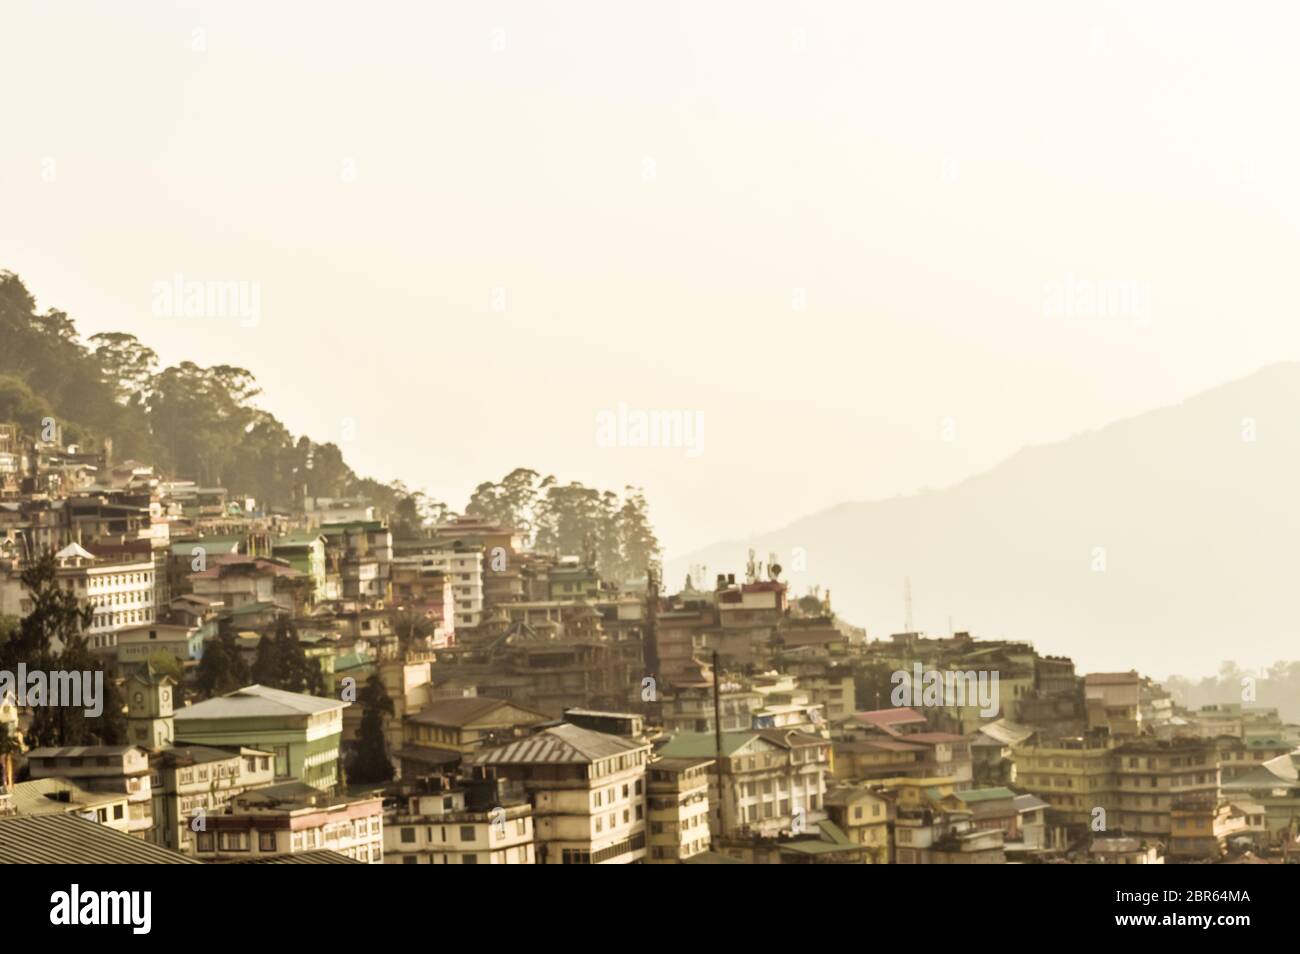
[955, 787, 1016, 803]
[475, 724, 646, 765]
[0, 815, 199, 864]
[175, 684, 344, 720]
[6, 778, 122, 815]
[227, 850, 362, 864]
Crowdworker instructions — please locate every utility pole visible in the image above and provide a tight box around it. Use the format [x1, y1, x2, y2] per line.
[712, 650, 726, 838]
[643, 564, 660, 690]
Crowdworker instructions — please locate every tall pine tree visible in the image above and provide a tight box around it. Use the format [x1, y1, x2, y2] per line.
[2, 552, 126, 747]
[347, 675, 395, 785]
[196, 625, 250, 699]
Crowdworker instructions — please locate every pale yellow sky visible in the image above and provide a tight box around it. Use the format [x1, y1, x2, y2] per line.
[3, 1, 1299, 559]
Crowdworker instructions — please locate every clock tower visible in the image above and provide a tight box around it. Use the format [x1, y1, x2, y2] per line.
[126, 669, 175, 750]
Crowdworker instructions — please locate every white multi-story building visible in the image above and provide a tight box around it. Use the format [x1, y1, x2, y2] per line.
[194, 782, 385, 863]
[646, 757, 713, 862]
[384, 775, 535, 864]
[416, 546, 483, 629]
[474, 724, 650, 864]
[0, 543, 156, 650]
[26, 745, 155, 837]
[658, 728, 831, 839]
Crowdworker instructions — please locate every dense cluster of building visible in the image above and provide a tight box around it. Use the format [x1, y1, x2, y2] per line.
[0, 424, 1297, 864]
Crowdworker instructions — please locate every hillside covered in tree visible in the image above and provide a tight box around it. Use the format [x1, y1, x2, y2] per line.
[0, 269, 402, 513]
[0, 271, 659, 579]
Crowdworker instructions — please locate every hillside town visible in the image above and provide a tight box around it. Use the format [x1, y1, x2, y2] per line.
[1, 424, 1298, 865]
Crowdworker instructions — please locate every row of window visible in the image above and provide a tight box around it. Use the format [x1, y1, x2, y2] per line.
[399, 819, 529, 845]
[593, 804, 643, 833]
[649, 838, 710, 859]
[91, 571, 153, 587]
[740, 777, 820, 799]
[851, 803, 884, 820]
[731, 749, 824, 772]
[591, 753, 647, 779]
[737, 796, 819, 823]
[198, 831, 277, 853]
[91, 608, 154, 631]
[400, 848, 531, 864]
[1123, 756, 1211, 769]
[648, 813, 706, 836]
[592, 779, 642, 809]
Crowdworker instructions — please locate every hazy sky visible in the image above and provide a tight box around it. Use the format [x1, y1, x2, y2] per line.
[4, 1, 1299, 563]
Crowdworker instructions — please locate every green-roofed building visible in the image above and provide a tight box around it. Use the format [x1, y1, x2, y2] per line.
[273, 532, 326, 602]
[954, 786, 1017, 803]
[170, 536, 244, 560]
[174, 684, 346, 792]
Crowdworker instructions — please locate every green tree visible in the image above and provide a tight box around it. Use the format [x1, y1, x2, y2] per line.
[390, 608, 434, 653]
[347, 675, 395, 785]
[3, 552, 125, 747]
[37, 631, 127, 747]
[0, 551, 86, 672]
[196, 627, 250, 699]
[617, 487, 660, 582]
[466, 467, 544, 538]
[251, 619, 324, 696]
[250, 628, 280, 686]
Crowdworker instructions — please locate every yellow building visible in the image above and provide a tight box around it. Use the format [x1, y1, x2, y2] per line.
[1113, 739, 1219, 838]
[646, 757, 713, 863]
[1168, 798, 1265, 860]
[1012, 735, 1116, 827]
[824, 785, 892, 863]
[403, 697, 550, 757]
[831, 737, 925, 782]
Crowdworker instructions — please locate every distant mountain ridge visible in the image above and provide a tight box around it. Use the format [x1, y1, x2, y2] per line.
[668, 363, 1300, 678]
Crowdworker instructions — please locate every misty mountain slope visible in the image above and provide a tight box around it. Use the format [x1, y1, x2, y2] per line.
[668, 363, 1300, 677]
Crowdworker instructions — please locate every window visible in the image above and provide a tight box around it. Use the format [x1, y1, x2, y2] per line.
[259, 831, 276, 852]
[459, 826, 475, 842]
[197, 832, 214, 851]
[218, 831, 249, 852]
[462, 854, 478, 864]
[401, 827, 416, 844]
